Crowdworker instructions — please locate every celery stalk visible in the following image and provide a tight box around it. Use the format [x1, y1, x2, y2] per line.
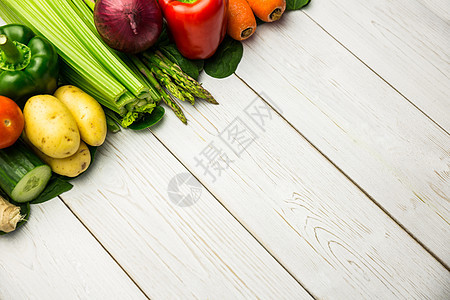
[0, 0, 127, 104]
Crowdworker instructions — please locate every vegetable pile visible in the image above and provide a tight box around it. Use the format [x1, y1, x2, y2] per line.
[0, 0, 310, 234]
[0, 0, 217, 127]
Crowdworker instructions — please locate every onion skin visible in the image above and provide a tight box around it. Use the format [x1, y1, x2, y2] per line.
[94, 0, 163, 54]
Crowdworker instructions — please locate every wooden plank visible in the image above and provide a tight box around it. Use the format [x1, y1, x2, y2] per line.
[235, 10, 450, 266]
[303, 0, 450, 131]
[61, 129, 311, 299]
[147, 74, 450, 299]
[421, 0, 450, 20]
[0, 200, 146, 299]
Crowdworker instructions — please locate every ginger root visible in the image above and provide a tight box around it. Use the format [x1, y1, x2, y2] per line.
[0, 196, 24, 233]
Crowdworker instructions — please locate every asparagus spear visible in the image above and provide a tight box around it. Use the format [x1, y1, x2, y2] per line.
[133, 57, 187, 124]
[181, 89, 195, 105]
[160, 89, 187, 124]
[143, 51, 219, 105]
[145, 59, 186, 102]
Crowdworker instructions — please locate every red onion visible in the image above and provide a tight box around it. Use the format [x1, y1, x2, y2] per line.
[94, 0, 163, 54]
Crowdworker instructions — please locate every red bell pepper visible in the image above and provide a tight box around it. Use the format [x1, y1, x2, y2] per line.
[158, 0, 228, 60]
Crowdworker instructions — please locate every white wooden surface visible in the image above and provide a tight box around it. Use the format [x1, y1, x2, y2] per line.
[0, 200, 146, 299]
[151, 75, 450, 299]
[304, 0, 450, 131]
[1, 2, 450, 299]
[60, 129, 311, 299]
[235, 10, 450, 266]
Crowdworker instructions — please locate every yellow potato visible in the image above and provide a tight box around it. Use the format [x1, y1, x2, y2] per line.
[29, 140, 91, 177]
[54, 85, 107, 147]
[24, 95, 80, 158]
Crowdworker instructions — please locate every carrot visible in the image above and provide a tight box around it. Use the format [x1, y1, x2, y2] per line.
[227, 0, 257, 41]
[246, 0, 286, 22]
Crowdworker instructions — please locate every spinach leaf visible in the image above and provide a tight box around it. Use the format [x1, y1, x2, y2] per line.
[16, 203, 30, 232]
[156, 22, 170, 46]
[256, 17, 266, 25]
[129, 106, 165, 130]
[286, 0, 311, 10]
[159, 44, 201, 80]
[204, 36, 243, 79]
[30, 177, 73, 204]
[193, 59, 204, 73]
[88, 145, 98, 163]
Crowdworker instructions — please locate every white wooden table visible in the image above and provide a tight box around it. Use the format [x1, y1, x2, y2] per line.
[1, 1, 449, 299]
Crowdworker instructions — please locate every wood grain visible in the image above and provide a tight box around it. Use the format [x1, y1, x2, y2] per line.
[61, 129, 311, 299]
[304, 0, 450, 131]
[0, 200, 146, 299]
[148, 74, 450, 299]
[235, 10, 450, 266]
[421, 0, 450, 20]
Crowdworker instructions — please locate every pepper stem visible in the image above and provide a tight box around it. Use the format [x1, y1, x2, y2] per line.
[0, 35, 31, 72]
[0, 34, 21, 64]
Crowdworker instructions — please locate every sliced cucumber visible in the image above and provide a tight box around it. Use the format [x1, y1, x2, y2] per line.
[0, 139, 51, 203]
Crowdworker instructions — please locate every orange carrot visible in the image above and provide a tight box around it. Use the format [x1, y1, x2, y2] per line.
[227, 0, 257, 41]
[246, 0, 286, 22]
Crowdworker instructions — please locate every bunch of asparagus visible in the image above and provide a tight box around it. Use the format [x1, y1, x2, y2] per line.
[132, 50, 218, 124]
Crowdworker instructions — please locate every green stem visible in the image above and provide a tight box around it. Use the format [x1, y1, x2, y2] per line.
[0, 34, 21, 64]
[83, 0, 95, 12]
[129, 56, 159, 100]
[151, 51, 218, 104]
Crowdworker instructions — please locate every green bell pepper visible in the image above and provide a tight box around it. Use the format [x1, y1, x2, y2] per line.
[0, 24, 59, 107]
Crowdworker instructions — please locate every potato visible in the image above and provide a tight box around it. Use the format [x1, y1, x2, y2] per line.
[24, 95, 80, 158]
[54, 85, 107, 147]
[28, 140, 91, 177]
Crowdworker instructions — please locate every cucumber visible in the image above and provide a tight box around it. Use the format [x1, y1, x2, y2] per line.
[0, 139, 51, 203]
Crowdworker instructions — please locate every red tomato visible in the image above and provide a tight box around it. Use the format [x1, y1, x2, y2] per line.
[0, 96, 25, 149]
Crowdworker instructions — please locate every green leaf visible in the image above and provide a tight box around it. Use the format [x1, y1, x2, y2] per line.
[256, 16, 266, 25]
[30, 177, 73, 204]
[88, 145, 98, 163]
[128, 106, 165, 130]
[159, 44, 201, 80]
[16, 202, 30, 231]
[156, 22, 170, 47]
[204, 36, 243, 79]
[286, 0, 311, 10]
[193, 59, 204, 73]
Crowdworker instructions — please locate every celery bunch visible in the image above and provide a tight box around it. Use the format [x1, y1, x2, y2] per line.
[0, 0, 157, 127]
